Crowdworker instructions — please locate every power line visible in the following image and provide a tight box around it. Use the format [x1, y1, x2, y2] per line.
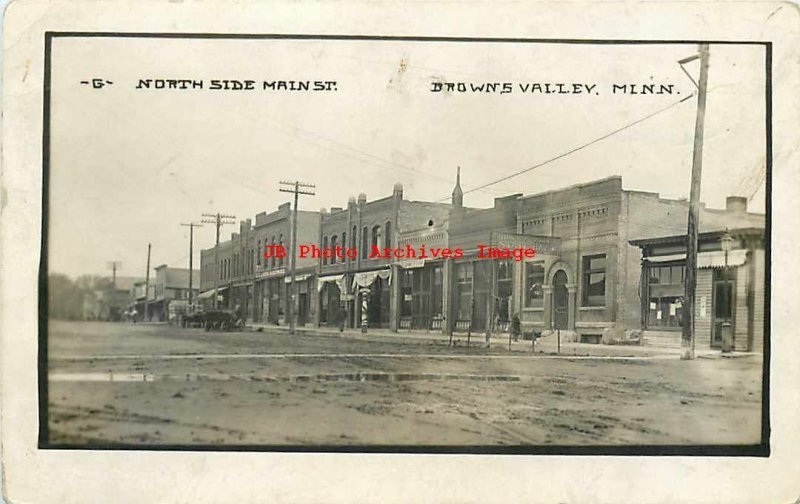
[437, 93, 696, 202]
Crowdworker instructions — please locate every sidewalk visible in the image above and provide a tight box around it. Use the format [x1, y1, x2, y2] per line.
[247, 322, 699, 358]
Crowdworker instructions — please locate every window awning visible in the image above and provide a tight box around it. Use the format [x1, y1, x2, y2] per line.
[352, 269, 392, 289]
[698, 249, 747, 269]
[317, 274, 345, 292]
[284, 274, 311, 284]
[398, 259, 426, 269]
[197, 289, 215, 300]
[646, 253, 686, 263]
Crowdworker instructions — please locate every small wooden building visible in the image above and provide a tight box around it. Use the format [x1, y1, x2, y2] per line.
[630, 227, 766, 352]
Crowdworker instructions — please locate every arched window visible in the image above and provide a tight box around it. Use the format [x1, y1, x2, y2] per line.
[384, 221, 392, 248]
[341, 232, 347, 260]
[330, 235, 338, 264]
[371, 225, 381, 250]
[270, 236, 275, 268]
[278, 234, 284, 267]
[322, 236, 329, 265]
[257, 240, 261, 266]
[351, 225, 357, 249]
[361, 226, 368, 259]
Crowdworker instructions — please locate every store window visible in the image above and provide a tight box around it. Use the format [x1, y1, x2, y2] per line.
[582, 254, 606, 306]
[455, 262, 473, 320]
[525, 262, 545, 307]
[401, 269, 413, 317]
[646, 263, 685, 329]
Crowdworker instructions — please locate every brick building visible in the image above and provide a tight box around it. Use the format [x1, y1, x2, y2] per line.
[199, 203, 320, 325]
[314, 183, 451, 330]
[440, 175, 765, 346]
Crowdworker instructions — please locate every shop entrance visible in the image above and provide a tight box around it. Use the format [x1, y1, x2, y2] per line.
[712, 268, 735, 347]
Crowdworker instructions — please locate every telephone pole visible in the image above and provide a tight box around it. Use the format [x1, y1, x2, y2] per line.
[106, 261, 122, 288]
[180, 222, 202, 309]
[681, 43, 710, 360]
[144, 244, 151, 322]
[201, 212, 236, 309]
[279, 180, 315, 335]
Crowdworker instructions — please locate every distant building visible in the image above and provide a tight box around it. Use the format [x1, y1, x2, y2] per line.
[140, 265, 200, 322]
[82, 276, 143, 321]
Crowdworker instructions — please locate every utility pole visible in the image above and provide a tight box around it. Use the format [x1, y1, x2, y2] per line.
[106, 260, 122, 320]
[106, 261, 122, 288]
[144, 244, 151, 322]
[681, 43, 710, 360]
[201, 212, 236, 309]
[180, 222, 203, 310]
[279, 180, 316, 335]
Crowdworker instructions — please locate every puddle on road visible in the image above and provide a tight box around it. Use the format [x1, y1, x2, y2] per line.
[49, 372, 529, 384]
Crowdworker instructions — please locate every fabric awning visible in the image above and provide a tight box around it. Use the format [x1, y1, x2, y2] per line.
[398, 259, 426, 269]
[698, 249, 747, 269]
[317, 274, 345, 292]
[284, 274, 311, 284]
[197, 289, 215, 300]
[352, 269, 392, 289]
[646, 253, 686, 263]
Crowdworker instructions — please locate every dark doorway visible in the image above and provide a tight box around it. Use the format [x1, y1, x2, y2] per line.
[553, 270, 568, 330]
[298, 293, 308, 326]
[712, 268, 736, 347]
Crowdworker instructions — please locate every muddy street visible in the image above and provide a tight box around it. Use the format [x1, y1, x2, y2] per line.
[46, 321, 763, 446]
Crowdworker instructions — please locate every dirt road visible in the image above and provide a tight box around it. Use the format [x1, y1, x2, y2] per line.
[46, 321, 763, 446]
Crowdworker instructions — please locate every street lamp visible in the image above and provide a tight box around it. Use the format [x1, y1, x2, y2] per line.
[721, 229, 734, 268]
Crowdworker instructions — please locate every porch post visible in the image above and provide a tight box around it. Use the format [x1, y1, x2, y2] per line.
[390, 264, 401, 332]
[443, 259, 453, 335]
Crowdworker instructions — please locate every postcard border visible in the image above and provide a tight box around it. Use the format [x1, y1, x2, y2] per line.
[38, 32, 772, 456]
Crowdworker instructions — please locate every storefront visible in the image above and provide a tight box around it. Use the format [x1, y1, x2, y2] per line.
[631, 228, 766, 352]
[399, 261, 444, 330]
[353, 268, 392, 329]
[284, 273, 314, 326]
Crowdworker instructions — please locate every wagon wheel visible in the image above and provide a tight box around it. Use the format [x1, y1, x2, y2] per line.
[204, 321, 211, 331]
[221, 320, 230, 331]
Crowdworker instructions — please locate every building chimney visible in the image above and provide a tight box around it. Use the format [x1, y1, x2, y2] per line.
[393, 183, 404, 200]
[726, 196, 748, 213]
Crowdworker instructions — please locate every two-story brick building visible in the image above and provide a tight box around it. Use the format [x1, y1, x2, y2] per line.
[439, 174, 765, 346]
[199, 203, 320, 325]
[314, 183, 451, 330]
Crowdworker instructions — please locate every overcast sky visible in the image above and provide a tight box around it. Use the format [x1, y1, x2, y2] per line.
[48, 38, 767, 278]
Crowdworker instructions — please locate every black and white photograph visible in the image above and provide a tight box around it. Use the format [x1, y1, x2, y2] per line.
[38, 34, 771, 452]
